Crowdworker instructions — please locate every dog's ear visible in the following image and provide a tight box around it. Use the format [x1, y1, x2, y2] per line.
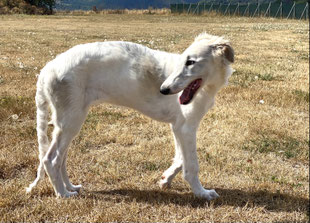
[214, 44, 234, 63]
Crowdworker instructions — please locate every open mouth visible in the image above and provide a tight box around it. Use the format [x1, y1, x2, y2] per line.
[179, 78, 202, 105]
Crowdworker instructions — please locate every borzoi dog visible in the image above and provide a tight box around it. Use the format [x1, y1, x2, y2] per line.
[26, 32, 234, 200]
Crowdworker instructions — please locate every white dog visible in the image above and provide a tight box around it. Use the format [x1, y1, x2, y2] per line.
[26, 32, 234, 200]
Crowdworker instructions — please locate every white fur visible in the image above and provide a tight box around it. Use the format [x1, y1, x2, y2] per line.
[26, 33, 234, 200]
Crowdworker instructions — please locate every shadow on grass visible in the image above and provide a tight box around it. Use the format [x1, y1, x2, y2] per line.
[87, 188, 309, 214]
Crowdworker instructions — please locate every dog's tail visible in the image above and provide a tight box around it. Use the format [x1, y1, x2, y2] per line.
[26, 71, 50, 193]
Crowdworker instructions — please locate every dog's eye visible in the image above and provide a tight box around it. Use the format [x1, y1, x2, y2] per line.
[185, 60, 196, 67]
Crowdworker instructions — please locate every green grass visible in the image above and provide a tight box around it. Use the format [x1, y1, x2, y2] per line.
[0, 95, 35, 121]
[293, 89, 309, 103]
[243, 134, 309, 161]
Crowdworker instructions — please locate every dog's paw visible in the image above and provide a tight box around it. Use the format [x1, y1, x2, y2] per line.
[69, 184, 82, 192]
[65, 183, 82, 193]
[159, 176, 171, 190]
[194, 189, 219, 201]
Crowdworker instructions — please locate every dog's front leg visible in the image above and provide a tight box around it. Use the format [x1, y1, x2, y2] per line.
[172, 124, 219, 201]
[159, 125, 183, 189]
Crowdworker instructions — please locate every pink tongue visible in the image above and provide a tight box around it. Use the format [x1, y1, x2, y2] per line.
[179, 79, 202, 105]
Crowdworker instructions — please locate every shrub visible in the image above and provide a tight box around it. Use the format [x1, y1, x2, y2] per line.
[0, 6, 10, 14]
[0, 0, 53, 14]
[11, 6, 21, 13]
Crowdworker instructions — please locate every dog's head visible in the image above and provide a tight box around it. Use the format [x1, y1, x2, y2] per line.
[160, 32, 234, 105]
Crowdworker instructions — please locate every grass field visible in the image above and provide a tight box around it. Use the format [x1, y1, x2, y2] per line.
[0, 13, 309, 222]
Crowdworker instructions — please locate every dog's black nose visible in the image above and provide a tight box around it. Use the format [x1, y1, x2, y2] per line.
[160, 88, 170, 95]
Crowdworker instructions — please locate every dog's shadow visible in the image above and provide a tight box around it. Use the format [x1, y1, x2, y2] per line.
[85, 187, 309, 214]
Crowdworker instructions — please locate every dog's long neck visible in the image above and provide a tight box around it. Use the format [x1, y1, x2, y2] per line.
[151, 49, 180, 80]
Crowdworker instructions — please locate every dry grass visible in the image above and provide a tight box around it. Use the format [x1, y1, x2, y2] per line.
[0, 14, 309, 222]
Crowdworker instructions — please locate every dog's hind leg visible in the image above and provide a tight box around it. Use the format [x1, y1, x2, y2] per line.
[159, 125, 183, 189]
[43, 108, 88, 197]
[61, 149, 82, 192]
[171, 123, 219, 201]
